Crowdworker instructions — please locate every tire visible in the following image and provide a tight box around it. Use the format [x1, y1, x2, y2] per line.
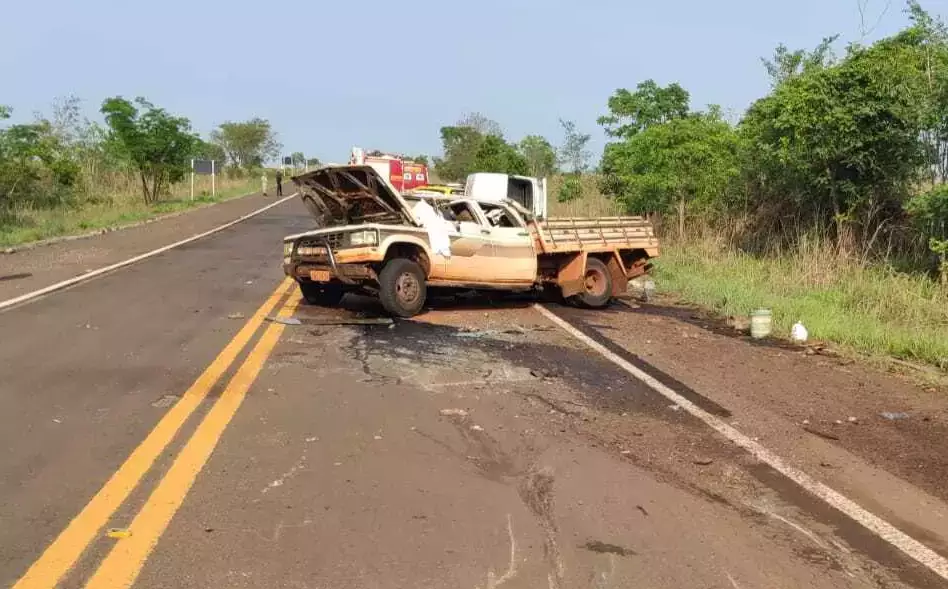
[299, 281, 345, 307]
[568, 257, 613, 309]
[378, 258, 427, 317]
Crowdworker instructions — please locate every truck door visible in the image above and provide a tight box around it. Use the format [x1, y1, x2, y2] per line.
[474, 202, 538, 284]
[440, 200, 494, 281]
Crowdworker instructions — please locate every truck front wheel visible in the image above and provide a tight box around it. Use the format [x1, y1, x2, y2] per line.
[378, 258, 427, 317]
[569, 257, 613, 309]
[299, 282, 345, 307]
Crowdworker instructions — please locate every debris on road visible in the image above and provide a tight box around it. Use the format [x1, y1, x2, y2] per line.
[300, 317, 394, 326]
[529, 367, 562, 379]
[668, 404, 682, 412]
[106, 528, 132, 539]
[726, 315, 750, 333]
[470, 425, 484, 432]
[847, 416, 858, 424]
[879, 412, 910, 420]
[791, 321, 809, 343]
[151, 394, 179, 408]
[693, 457, 714, 466]
[802, 425, 840, 441]
[227, 312, 245, 320]
[373, 435, 383, 440]
[439, 408, 469, 418]
[266, 316, 302, 325]
[583, 540, 638, 557]
[454, 329, 497, 339]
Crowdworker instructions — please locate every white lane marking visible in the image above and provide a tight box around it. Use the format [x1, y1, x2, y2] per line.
[532, 303, 948, 582]
[0, 193, 298, 313]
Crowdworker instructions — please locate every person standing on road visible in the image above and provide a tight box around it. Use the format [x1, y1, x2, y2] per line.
[276, 170, 284, 196]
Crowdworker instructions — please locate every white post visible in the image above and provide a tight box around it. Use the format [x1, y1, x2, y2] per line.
[190, 159, 195, 201]
[211, 160, 216, 197]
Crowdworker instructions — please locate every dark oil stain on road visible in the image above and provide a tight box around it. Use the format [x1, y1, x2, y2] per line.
[583, 540, 637, 557]
[349, 313, 694, 425]
[0, 272, 32, 282]
[544, 303, 733, 418]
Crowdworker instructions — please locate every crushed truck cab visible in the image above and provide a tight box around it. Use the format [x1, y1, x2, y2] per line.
[283, 164, 658, 317]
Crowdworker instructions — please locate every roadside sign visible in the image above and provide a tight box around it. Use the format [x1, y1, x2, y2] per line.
[192, 160, 217, 175]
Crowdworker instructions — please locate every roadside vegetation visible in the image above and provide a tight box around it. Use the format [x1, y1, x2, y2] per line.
[434, 1, 948, 369]
[0, 95, 301, 247]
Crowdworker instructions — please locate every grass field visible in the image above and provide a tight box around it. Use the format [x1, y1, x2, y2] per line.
[0, 176, 259, 248]
[547, 176, 948, 369]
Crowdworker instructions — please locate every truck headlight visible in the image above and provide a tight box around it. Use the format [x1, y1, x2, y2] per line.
[283, 242, 293, 256]
[347, 230, 378, 247]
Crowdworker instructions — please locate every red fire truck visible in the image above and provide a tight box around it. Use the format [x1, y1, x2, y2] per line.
[349, 147, 429, 192]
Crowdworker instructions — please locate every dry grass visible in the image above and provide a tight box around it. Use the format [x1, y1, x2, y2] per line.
[0, 175, 258, 247]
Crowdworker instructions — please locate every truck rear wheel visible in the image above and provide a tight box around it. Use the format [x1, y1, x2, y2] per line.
[299, 281, 345, 307]
[378, 258, 427, 317]
[569, 257, 613, 309]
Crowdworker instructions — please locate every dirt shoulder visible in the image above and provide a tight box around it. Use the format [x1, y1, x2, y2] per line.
[552, 296, 948, 557]
[0, 191, 294, 303]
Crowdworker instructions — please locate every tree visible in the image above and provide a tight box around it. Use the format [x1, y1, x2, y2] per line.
[761, 37, 838, 88]
[601, 105, 740, 238]
[472, 134, 528, 176]
[210, 118, 280, 168]
[518, 135, 556, 178]
[597, 80, 690, 139]
[1, 105, 82, 209]
[741, 30, 932, 249]
[433, 125, 485, 182]
[100, 97, 198, 204]
[191, 138, 226, 164]
[290, 151, 305, 167]
[456, 112, 503, 137]
[433, 123, 527, 181]
[306, 157, 321, 167]
[408, 154, 430, 166]
[557, 120, 591, 174]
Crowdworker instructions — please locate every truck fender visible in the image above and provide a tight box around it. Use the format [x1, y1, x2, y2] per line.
[556, 252, 588, 298]
[603, 251, 629, 296]
[378, 235, 434, 277]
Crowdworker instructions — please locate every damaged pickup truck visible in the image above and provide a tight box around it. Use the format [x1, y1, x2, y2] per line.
[282, 165, 659, 317]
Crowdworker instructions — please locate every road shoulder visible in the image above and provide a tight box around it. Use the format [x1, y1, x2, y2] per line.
[0, 191, 294, 303]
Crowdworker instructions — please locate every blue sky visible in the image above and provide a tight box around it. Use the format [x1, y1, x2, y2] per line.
[1, 0, 940, 163]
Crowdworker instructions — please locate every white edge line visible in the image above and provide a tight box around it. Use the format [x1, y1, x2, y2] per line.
[532, 303, 948, 582]
[0, 193, 298, 313]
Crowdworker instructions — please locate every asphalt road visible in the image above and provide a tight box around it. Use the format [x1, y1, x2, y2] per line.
[1, 196, 947, 589]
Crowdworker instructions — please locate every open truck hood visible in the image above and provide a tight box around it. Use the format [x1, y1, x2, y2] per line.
[292, 165, 418, 228]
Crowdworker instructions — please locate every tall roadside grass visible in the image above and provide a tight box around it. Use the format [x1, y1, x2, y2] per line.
[0, 175, 258, 247]
[658, 234, 948, 367]
[544, 175, 948, 369]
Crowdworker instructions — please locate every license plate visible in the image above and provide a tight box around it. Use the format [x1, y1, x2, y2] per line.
[309, 269, 331, 282]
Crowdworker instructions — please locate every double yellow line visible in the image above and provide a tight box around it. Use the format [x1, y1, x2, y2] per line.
[15, 278, 299, 589]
